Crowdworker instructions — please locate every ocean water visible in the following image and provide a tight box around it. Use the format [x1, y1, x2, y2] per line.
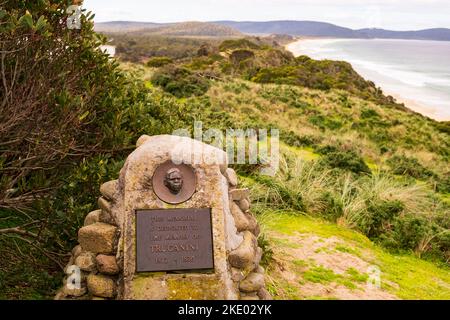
[287, 39, 450, 121]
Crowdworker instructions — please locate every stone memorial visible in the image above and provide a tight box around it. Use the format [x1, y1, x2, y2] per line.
[55, 135, 271, 300]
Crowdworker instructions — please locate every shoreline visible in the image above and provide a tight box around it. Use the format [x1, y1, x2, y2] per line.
[285, 38, 450, 122]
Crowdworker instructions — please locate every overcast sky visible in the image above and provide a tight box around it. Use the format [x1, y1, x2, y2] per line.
[84, 0, 450, 30]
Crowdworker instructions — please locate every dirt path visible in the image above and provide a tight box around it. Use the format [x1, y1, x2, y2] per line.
[266, 231, 399, 300]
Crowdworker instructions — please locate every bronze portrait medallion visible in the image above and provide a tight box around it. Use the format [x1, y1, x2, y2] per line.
[152, 161, 196, 204]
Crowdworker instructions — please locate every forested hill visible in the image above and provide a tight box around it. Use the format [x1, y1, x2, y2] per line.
[94, 21, 242, 37]
[214, 21, 450, 41]
[97, 20, 450, 41]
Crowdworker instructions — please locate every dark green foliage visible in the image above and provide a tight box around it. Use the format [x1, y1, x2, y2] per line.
[361, 108, 380, 119]
[363, 201, 405, 238]
[387, 155, 435, 179]
[308, 115, 343, 130]
[258, 234, 274, 267]
[111, 34, 220, 62]
[151, 66, 210, 98]
[281, 132, 318, 147]
[434, 121, 450, 135]
[318, 192, 344, 222]
[321, 151, 371, 174]
[230, 49, 255, 63]
[219, 38, 260, 51]
[146, 56, 173, 67]
[436, 175, 450, 193]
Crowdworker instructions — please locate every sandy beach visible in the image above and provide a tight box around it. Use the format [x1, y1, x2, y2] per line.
[286, 38, 450, 121]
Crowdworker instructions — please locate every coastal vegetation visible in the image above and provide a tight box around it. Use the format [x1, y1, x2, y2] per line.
[0, 2, 448, 299]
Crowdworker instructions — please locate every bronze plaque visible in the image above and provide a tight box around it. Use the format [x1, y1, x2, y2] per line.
[136, 209, 214, 272]
[152, 161, 197, 205]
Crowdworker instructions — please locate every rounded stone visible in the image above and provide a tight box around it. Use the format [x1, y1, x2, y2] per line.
[238, 199, 250, 212]
[78, 223, 117, 254]
[231, 267, 245, 282]
[254, 247, 263, 267]
[229, 231, 257, 269]
[255, 265, 265, 274]
[224, 168, 238, 186]
[87, 274, 117, 298]
[230, 188, 250, 201]
[84, 210, 101, 226]
[75, 252, 97, 272]
[230, 202, 250, 232]
[257, 288, 273, 300]
[62, 285, 87, 298]
[100, 180, 118, 202]
[98, 197, 112, 214]
[96, 254, 119, 275]
[239, 272, 265, 293]
[245, 212, 259, 235]
[72, 245, 82, 258]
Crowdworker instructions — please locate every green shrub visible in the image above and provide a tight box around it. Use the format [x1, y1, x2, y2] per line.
[361, 108, 380, 119]
[318, 192, 344, 222]
[258, 234, 274, 267]
[230, 49, 255, 64]
[308, 115, 343, 130]
[321, 151, 371, 174]
[151, 66, 210, 98]
[146, 56, 173, 68]
[363, 200, 404, 238]
[219, 38, 260, 51]
[386, 155, 435, 180]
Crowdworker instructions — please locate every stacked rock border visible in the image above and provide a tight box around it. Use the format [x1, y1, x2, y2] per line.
[224, 168, 272, 300]
[55, 179, 121, 300]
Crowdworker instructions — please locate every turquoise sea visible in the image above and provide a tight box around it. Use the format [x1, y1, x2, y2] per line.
[287, 39, 450, 121]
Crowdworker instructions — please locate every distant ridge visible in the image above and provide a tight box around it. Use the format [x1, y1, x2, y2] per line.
[94, 21, 242, 37]
[95, 20, 450, 41]
[214, 20, 450, 41]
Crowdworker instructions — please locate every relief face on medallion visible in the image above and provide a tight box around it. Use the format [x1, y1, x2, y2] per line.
[152, 161, 196, 204]
[164, 168, 183, 195]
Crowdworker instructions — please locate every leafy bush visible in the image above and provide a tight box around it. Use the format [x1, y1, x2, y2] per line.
[321, 151, 371, 174]
[230, 49, 255, 64]
[387, 155, 435, 179]
[363, 200, 404, 238]
[219, 39, 260, 51]
[151, 66, 210, 98]
[146, 56, 173, 67]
